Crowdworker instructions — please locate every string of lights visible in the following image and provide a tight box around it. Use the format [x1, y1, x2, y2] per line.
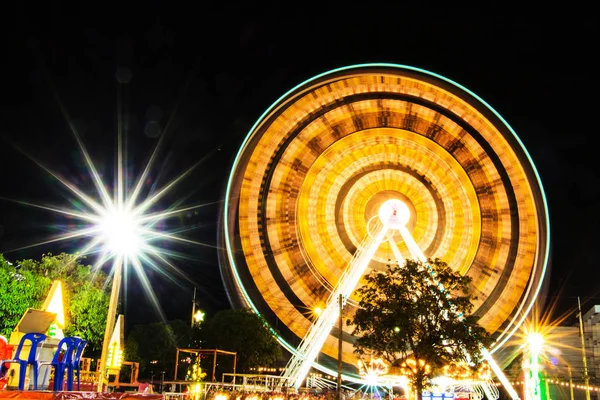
[499, 380, 600, 392]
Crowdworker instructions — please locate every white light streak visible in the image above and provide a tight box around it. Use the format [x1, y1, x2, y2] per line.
[282, 222, 388, 388]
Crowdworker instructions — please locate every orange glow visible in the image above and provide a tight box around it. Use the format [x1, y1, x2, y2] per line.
[226, 65, 548, 369]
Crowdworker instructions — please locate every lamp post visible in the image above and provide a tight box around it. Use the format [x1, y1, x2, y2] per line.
[191, 287, 197, 327]
[191, 287, 205, 327]
[96, 208, 141, 391]
[23, 66, 210, 394]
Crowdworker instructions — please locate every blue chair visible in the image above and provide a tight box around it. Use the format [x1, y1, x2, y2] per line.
[39, 336, 77, 391]
[0, 332, 47, 390]
[67, 338, 87, 391]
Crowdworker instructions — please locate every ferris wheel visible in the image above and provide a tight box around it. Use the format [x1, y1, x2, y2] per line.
[218, 64, 550, 386]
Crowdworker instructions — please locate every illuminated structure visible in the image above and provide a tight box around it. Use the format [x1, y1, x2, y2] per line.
[41, 280, 66, 339]
[506, 304, 600, 399]
[524, 333, 544, 400]
[219, 64, 550, 388]
[106, 315, 125, 371]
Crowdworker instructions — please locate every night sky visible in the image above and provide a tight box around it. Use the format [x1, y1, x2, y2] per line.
[1, 3, 598, 330]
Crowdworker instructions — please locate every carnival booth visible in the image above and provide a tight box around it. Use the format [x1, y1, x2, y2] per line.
[0, 280, 88, 391]
[3, 279, 65, 391]
[0, 278, 163, 400]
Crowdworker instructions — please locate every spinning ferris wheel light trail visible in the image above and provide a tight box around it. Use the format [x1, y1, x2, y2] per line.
[220, 64, 550, 398]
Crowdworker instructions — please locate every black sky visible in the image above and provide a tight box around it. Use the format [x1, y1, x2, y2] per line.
[1, 2, 599, 329]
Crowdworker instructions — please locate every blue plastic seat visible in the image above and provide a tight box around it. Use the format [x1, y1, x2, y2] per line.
[67, 338, 87, 391]
[40, 336, 77, 391]
[0, 332, 47, 390]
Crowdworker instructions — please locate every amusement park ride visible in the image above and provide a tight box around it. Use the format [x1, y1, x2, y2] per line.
[219, 64, 550, 400]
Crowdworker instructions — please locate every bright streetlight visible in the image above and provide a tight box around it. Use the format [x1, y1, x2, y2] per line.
[2, 68, 219, 393]
[97, 210, 145, 391]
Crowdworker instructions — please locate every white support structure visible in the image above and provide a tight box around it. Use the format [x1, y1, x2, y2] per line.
[281, 221, 388, 388]
[481, 348, 520, 400]
[386, 231, 406, 267]
[481, 379, 500, 400]
[472, 384, 485, 400]
[398, 225, 426, 262]
[279, 198, 519, 400]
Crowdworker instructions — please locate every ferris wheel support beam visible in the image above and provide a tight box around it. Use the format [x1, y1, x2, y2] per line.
[386, 231, 406, 267]
[280, 218, 518, 398]
[398, 226, 426, 262]
[481, 379, 500, 400]
[282, 222, 389, 388]
[481, 348, 520, 400]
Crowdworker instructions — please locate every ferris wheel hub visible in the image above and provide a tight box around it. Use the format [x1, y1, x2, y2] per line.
[378, 199, 410, 229]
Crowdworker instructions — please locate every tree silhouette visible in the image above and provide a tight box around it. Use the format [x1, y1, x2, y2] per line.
[348, 258, 492, 400]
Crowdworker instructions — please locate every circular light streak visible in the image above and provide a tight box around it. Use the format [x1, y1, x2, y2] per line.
[219, 63, 550, 379]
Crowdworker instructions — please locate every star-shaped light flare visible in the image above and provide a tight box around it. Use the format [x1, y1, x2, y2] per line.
[2, 80, 220, 322]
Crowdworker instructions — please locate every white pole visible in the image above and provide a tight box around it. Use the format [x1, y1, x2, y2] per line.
[577, 297, 591, 400]
[191, 287, 197, 327]
[568, 364, 574, 400]
[97, 257, 123, 392]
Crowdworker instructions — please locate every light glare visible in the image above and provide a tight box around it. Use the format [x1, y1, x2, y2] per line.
[100, 211, 141, 256]
[528, 332, 544, 354]
[3, 89, 220, 328]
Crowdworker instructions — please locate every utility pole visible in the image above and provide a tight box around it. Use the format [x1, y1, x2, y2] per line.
[337, 294, 343, 400]
[191, 287, 197, 327]
[577, 297, 591, 400]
